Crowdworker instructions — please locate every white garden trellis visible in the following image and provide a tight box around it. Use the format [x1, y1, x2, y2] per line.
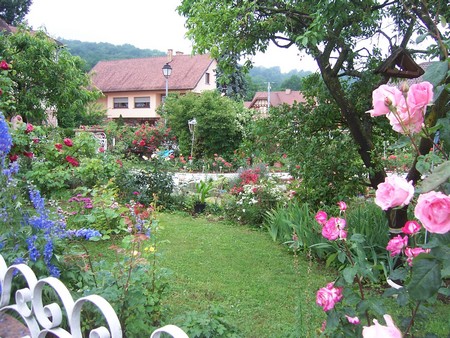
[0, 254, 188, 338]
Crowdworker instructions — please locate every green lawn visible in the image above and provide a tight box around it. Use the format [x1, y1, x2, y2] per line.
[156, 212, 334, 337]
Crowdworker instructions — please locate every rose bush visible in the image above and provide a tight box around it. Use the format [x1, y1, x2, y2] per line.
[312, 81, 449, 337]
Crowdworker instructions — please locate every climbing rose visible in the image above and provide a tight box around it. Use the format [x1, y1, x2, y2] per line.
[65, 156, 79, 167]
[315, 211, 328, 226]
[322, 217, 347, 241]
[316, 282, 343, 312]
[414, 191, 450, 234]
[0, 60, 9, 70]
[345, 315, 360, 325]
[368, 85, 404, 117]
[401, 220, 421, 235]
[337, 201, 347, 211]
[407, 82, 433, 110]
[362, 314, 402, 338]
[387, 105, 424, 134]
[405, 247, 430, 267]
[25, 123, 34, 134]
[23, 151, 34, 158]
[386, 235, 408, 257]
[375, 175, 414, 210]
[63, 138, 73, 147]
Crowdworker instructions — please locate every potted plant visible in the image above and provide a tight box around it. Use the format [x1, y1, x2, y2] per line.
[194, 180, 213, 214]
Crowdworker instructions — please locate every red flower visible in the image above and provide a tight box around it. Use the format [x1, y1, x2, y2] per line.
[23, 151, 34, 158]
[55, 143, 63, 151]
[32, 138, 39, 144]
[25, 123, 34, 134]
[66, 155, 79, 167]
[139, 140, 146, 147]
[9, 154, 18, 162]
[98, 147, 105, 153]
[63, 138, 73, 147]
[116, 159, 123, 167]
[0, 60, 9, 70]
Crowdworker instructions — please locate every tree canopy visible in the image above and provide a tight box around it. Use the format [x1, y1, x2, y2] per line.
[0, 0, 31, 25]
[178, 0, 449, 227]
[0, 26, 103, 127]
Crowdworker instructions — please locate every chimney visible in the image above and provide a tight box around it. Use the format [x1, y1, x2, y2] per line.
[167, 49, 173, 63]
[175, 51, 184, 55]
[285, 88, 292, 94]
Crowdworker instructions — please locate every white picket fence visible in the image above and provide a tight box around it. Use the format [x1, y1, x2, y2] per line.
[0, 254, 188, 337]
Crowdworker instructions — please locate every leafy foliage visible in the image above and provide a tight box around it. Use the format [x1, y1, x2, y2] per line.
[0, 0, 31, 24]
[163, 90, 247, 159]
[0, 26, 102, 127]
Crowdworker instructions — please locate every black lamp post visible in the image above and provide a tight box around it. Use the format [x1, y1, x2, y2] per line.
[162, 63, 172, 101]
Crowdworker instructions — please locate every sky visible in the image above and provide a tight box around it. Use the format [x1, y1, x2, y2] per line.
[24, 0, 318, 73]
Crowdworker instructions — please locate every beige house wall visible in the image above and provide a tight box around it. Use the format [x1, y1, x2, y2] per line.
[192, 63, 217, 93]
[105, 91, 163, 119]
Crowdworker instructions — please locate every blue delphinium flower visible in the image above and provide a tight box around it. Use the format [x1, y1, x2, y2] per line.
[0, 112, 12, 161]
[26, 235, 40, 262]
[65, 228, 102, 240]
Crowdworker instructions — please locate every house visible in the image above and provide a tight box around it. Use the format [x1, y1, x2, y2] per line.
[245, 89, 306, 117]
[90, 50, 217, 125]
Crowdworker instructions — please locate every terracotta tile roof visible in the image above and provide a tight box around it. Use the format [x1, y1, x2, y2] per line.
[90, 54, 214, 93]
[248, 89, 306, 108]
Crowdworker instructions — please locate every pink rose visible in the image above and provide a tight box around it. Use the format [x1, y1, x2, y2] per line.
[322, 217, 347, 241]
[25, 123, 34, 134]
[337, 201, 347, 211]
[375, 175, 414, 210]
[414, 191, 450, 234]
[405, 247, 430, 266]
[407, 82, 433, 110]
[345, 315, 360, 325]
[387, 105, 424, 134]
[316, 282, 343, 312]
[386, 235, 408, 257]
[0, 60, 10, 70]
[401, 220, 421, 235]
[55, 143, 63, 151]
[368, 85, 404, 117]
[315, 211, 328, 226]
[63, 138, 73, 147]
[362, 314, 402, 338]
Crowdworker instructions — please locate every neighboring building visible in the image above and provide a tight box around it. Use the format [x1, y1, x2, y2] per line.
[245, 89, 306, 117]
[90, 50, 217, 124]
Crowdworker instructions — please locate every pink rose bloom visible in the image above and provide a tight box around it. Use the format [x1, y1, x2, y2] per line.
[386, 235, 408, 257]
[407, 82, 433, 110]
[363, 314, 402, 338]
[368, 85, 404, 117]
[0, 60, 10, 70]
[25, 123, 34, 134]
[316, 282, 343, 312]
[345, 315, 360, 325]
[315, 211, 328, 226]
[63, 138, 73, 147]
[322, 217, 347, 241]
[414, 191, 450, 234]
[405, 247, 430, 266]
[375, 175, 414, 210]
[55, 143, 63, 151]
[337, 201, 347, 211]
[387, 105, 424, 134]
[401, 220, 421, 235]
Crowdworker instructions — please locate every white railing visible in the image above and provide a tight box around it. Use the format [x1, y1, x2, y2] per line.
[0, 254, 188, 338]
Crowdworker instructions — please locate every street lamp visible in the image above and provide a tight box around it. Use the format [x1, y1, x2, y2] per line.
[162, 63, 172, 101]
[188, 118, 197, 159]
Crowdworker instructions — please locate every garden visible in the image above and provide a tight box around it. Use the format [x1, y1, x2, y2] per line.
[0, 18, 449, 338]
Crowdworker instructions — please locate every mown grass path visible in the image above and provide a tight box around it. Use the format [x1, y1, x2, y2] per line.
[157, 212, 335, 337]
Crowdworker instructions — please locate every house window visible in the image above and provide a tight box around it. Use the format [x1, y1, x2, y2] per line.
[205, 72, 210, 85]
[134, 97, 150, 108]
[113, 97, 128, 108]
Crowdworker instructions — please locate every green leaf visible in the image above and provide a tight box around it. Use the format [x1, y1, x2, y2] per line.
[343, 266, 357, 284]
[417, 161, 450, 193]
[423, 62, 448, 87]
[407, 257, 441, 301]
[415, 33, 428, 44]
